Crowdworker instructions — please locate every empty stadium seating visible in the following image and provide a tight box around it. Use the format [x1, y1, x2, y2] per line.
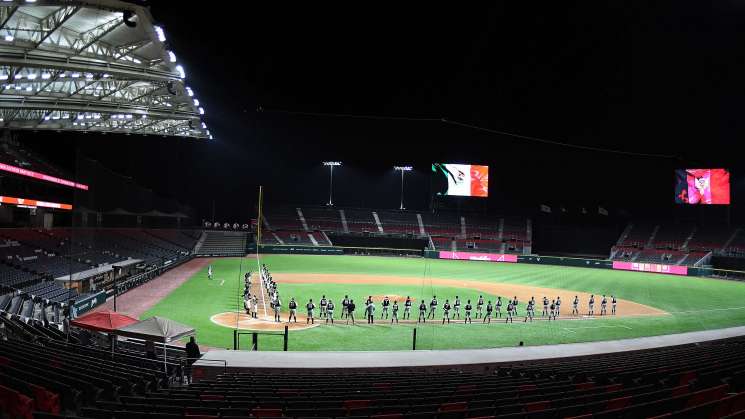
[725, 230, 745, 258]
[261, 207, 531, 255]
[1, 228, 199, 310]
[612, 223, 741, 267]
[1, 141, 72, 180]
[195, 231, 248, 256]
[6, 333, 745, 419]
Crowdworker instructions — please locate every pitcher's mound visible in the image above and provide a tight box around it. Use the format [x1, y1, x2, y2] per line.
[211, 311, 322, 331]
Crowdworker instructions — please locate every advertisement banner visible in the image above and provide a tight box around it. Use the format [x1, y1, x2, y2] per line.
[0, 162, 89, 190]
[72, 291, 107, 317]
[439, 251, 518, 263]
[612, 261, 688, 276]
[0, 195, 73, 210]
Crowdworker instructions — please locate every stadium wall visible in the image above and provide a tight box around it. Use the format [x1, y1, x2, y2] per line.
[326, 234, 429, 250]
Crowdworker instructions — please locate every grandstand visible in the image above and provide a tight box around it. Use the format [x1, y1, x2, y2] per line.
[610, 222, 743, 267]
[195, 231, 249, 257]
[4, 310, 745, 418]
[261, 206, 532, 255]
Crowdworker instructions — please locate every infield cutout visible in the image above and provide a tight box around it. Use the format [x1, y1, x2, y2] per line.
[273, 273, 667, 318]
[211, 273, 667, 331]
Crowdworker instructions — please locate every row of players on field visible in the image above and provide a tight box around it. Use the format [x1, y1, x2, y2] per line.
[248, 287, 620, 325]
[242, 265, 618, 324]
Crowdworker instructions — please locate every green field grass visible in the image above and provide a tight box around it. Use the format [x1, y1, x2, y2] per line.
[141, 255, 745, 351]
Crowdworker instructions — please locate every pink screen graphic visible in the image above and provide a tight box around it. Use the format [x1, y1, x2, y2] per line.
[612, 261, 688, 276]
[0, 162, 89, 190]
[439, 251, 518, 263]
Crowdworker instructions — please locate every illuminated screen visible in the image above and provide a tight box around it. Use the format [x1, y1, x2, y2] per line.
[432, 163, 489, 197]
[674, 169, 730, 205]
[439, 251, 517, 263]
[0, 195, 73, 210]
[0, 162, 88, 190]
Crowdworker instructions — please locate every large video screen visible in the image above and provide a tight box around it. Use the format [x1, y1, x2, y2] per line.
[432, 163, 489, 197]
[674, 169, 730, 205]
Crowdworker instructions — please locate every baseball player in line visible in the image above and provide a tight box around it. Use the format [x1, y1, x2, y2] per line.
[572, 295, 579, 316]
[483, 301, 493, 323]
[326, 299, 335, 324]
[442, 300, 451, 324]
[381, 296, 390, 319]
[428, 296, 438, 319]
[288, 298, 297, 322]
[306, 299, 316, 324]
[464, 300, 473, 324]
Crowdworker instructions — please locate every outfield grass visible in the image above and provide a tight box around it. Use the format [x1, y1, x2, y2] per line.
[141, 255, 745, 351]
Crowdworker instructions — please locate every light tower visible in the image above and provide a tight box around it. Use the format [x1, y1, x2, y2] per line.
[323, 161, 342, 206]
[394, 166, 413, 210]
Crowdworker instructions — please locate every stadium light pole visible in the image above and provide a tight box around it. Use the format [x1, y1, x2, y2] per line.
[394, 166, 413, 210]
[323, 161, 342, 206]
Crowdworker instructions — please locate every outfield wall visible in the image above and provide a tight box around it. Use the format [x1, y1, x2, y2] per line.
[253, 244, 724, 278]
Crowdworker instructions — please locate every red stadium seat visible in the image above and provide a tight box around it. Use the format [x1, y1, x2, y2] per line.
[252, 408, 283, 418]
[685, 384, 729, 408]
[438, 401, 467, 412]
[605, 396, 632, 410]
[524, 400, 551, 412]
[344, 399, 371, 410]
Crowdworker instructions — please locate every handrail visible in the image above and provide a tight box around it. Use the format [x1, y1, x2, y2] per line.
[180, 357, 227, 383]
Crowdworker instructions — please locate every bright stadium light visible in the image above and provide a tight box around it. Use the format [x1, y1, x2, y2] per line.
[394, 166, 413, 210]
[186, 86, 194, 96]
[154, 26, 166, 42]
[323, 161, 342, 206]
[168, 51, 176, 63]
[193, 98, 199, 106]
[4, 35, 13, 42]
[175, 65, 185, 78]
[198, 107, 204, 115]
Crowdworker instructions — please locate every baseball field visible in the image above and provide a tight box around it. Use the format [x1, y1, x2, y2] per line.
[141, 254, 745, 351]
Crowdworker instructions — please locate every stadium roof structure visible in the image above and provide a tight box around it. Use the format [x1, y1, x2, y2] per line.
[0, 0, 211, 139]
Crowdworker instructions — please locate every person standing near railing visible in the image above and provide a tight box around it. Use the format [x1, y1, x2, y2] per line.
[185, 336, 201, 383]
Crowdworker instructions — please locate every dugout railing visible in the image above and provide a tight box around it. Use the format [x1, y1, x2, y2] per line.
[233, 326, 289, 351]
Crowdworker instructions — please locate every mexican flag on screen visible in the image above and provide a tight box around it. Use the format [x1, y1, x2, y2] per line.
[685, 169, 730, 205]
[440, 163, 489, 197]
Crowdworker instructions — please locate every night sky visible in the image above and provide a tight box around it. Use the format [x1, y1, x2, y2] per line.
[16, 2, 745, 223]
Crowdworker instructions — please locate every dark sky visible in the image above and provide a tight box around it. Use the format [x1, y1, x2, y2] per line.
[17, 2, 745, 222]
